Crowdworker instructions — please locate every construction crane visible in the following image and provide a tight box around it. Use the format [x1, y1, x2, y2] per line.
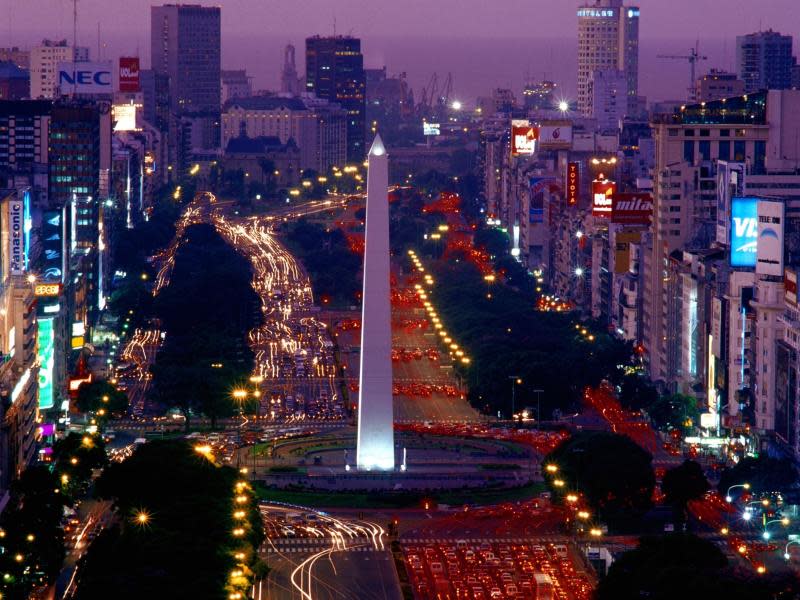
[658, 41, 708, 103]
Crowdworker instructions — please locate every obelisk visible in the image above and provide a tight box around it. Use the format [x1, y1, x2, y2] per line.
[356, 134, 395, 471]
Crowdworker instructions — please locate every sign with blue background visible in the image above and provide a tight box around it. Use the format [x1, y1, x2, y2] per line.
[730, 197, 758, 268]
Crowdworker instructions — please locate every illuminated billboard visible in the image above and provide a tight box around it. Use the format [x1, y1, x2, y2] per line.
[42, 210, 64, 282]
[756, 200, 784, 276]
[37, 317, 55, 410]
[58, 61, 113, 96]
[538, 123, 573, 149]
[566, 162, 579, 205]
[113, 104, 138, 132]
[511, 120, 538, 156]
[8, 196, 23, 275]
[612, 192, 652, 225]
[119, 57, 140, 92]
[730, 197, 758, 268]
[423, 122, 441, 136]
[716, 162, 745, 245]
[592, 180, 616, 218]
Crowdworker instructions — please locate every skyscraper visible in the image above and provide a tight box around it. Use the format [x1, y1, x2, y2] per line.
[737, 30, 794, 93]
[356, 134, 394, 471]
[150, 4, 221, 149]
[577, 0, 639, 116]
[305, 36, 365, 162]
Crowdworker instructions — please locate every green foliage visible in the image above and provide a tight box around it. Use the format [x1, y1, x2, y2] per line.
[285, 218, 362, 306]
[52, 433, 108, 489]
[717, 455, 799, 497]
[544, 431, 655, 522]
[0, 466, 66, 599]
[75, 440, 265, 599]
[75, 380, 129, 417]
[596, 533, 799, 600]
[151, 224, 260, 427]
[662, 460, 709, 526]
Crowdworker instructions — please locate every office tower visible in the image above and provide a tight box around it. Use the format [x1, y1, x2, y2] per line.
[589, 69, 627, 132]
[0, 101, 52, 174]
[523, 80, 558, 111]
[577, 0, 639, 116]
[140, 69, 170, 132]
[305, 36, 365, 162]
[30, 40, 79, 99]
[695, 69, 745, 102]
[281, 45, 300, 96]
[737, 30, 794, 93]
[356, 135, 394, 471]
[150, 4, 221, 149]
[221, 70, 252, 104]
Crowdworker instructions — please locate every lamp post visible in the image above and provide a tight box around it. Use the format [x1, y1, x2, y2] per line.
[762, 517, 790, 540]
[508, 376, 521, 421]
[784, 540, 800, 560]
[232, 389, 248, 468]
[725, 483, 751, 503]
[532, 389, 544, 429]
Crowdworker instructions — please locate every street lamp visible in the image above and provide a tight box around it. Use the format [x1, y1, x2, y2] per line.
[762, 517, 790, 540]
[508, 376, 521, 420]
[726, 483, 751, 503]
[532, 389, 544, 429]
[784, 540, 800, 560]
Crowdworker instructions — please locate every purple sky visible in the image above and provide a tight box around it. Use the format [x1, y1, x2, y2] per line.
[4, 0, 799, 102]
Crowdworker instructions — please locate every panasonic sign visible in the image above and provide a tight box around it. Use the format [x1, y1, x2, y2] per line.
[730, 197, 758, 268]
[9, 198, 23, 275]
[58, 61, 113, 96]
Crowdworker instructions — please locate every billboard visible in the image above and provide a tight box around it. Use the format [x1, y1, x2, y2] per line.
[756, 200, 784, 276]
[37, 317, 55, 410]
[119, 57, 140, 92]
[730, 197, 758, 268]
[8, 198, 23, 275]
[614, 230, 641, 274]
[786, 268, 797, 306]
[42, 210, 64, 282]
[511, 120, 538, 156]
[566, 162, 579, 205]
[612, 192, 652, 225]
[592, 180, 616, 218]
[538, 123, 573, 149]
[716, 162, 745, 245]
[113, 104, 137, 132]
[58, 61, 113, 96]
[423, 122, 440, 136]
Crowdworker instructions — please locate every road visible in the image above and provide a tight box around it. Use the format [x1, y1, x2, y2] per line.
[260, 503, 402, 600]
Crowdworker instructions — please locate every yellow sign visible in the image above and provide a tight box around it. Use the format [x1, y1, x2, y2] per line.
[34, 284, 61, 297]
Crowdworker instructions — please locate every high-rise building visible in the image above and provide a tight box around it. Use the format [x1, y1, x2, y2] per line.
[305, 36, 365, 162]
[150, 4, 221, 149]
[0, 100, 52, 174]
[281, 45, 300, 96]
[736, 30, 794, 93]
[577, 0, 639, 116]
[30, 40, 88, 100]
[589, 69, 627, 132]
[695, 69, 745, 102]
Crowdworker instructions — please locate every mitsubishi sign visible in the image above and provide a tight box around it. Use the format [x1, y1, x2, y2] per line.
[730, 197, 758, 268]
[592, 180, 616, 218]
[756, 199, 785, 276]
[511, 120, 538, 156]
[612, 192, 652, 225]
[58, 61, 113, 96]
[119, 57, 140, 92]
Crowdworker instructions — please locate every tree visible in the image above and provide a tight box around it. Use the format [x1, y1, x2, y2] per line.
[52, 433, 108, 489]
[662, 460, 708, 528]
[596, 534, 799, 600]
[718, 455, 799, 498]
[544, 431, 655, 524]
[76, 380, 129, 417]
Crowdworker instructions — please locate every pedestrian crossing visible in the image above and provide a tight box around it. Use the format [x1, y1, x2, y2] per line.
[260, 537, 384, 555]
[401, 537, 563, 545]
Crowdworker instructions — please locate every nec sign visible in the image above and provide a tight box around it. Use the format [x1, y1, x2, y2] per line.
[58, 61, 112, 95]
[730, 197, 758, 268]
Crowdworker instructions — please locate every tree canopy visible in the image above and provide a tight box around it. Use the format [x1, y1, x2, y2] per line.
[718, 455, 799, 498]
[662, 460, 709, 527]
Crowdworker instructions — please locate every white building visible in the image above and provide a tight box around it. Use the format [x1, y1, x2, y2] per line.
[577, 0, 639, 116]
[29, 40, 88, 100]
[589, 70, 627, 133]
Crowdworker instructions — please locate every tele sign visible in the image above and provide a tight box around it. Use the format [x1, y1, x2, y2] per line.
[59, 61, 113, 95]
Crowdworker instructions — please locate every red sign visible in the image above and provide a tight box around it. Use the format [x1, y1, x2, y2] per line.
[119, 57, 140, 92]
[566, 162, 579, 205]
[511, 120, 539, 156]
[612, 192, 653, 225]
[592, 180, 616, 218]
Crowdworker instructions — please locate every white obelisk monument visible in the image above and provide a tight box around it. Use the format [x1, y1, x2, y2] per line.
[356, 134, 395, 471]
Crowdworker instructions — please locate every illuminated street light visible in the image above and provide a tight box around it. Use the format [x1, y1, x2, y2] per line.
[545, 464, 558, 473]
[451, 100, 462, 111]
[558, 100, 570, 112]
[574, 267, 584, 277]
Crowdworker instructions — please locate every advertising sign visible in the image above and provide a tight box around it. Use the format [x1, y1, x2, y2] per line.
[756, 200, 784, 276]
[786, 268, 797, 306]
[58, 61, 113, 96]
[612, 192, 653, 225]
[37, 317, 55, 410]
[592, 180, 616, 218]
[511, 120, 538, 156]
[716, 162, 745, 245]
[423, 122, 440, 136]
[730, 197, 758, 268]
[42, 210, 63, 282]
[9, 198, 23, 275]
[34, 283, 61, 297]
[119, 57, 140, 92]
[113, 104, 137, 132]
[566, 162, 579, 205]
[538, 123, 573, 149]
[614, 230, 641, 274]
